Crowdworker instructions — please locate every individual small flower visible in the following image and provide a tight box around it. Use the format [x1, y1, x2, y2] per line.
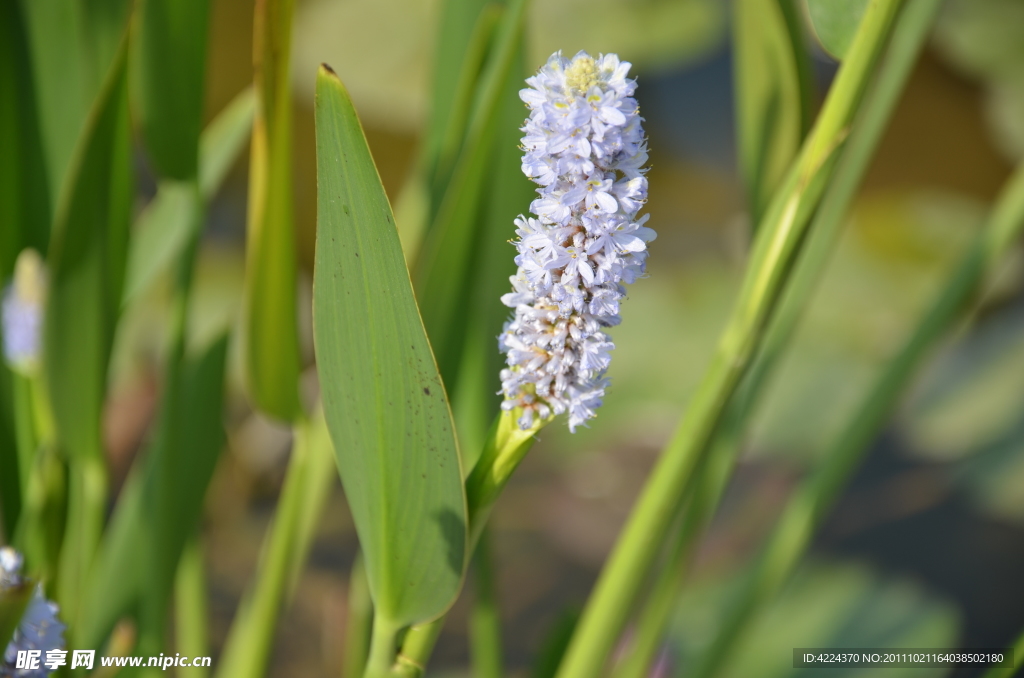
[0, 547, 65, 678]
[1, 250, 47, 375]
[499, 51, 655, 432]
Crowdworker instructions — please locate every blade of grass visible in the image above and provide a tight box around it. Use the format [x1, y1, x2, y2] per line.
[133, 0, 210, 180]
[412, 0, 528, 392]
[123, 88, 256, 308]
[551, 3, 905, 676]
[690, 158, 1024, 678]
[469, 529, 504, 678]
[733, 0, 805, 226]
[45, 35, 132, 626]
[213, 410, 336, 678]
[174, 534, 211, 678]
[243, 0, 302, 421]
[0, 0, 50, 274]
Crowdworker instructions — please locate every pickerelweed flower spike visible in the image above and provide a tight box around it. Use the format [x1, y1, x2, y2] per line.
[1, 250, 47, 376]
[499, 51, 655, 432]
[1, 547, 66, 678]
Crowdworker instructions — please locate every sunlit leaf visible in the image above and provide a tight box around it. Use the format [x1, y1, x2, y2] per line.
[243, 0, 302, 421]
[134, 0, 211, 180]
[314, 66, 468, 627]
[805, 0, 870, 61]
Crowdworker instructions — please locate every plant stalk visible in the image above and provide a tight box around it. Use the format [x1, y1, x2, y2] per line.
[552, 3, 905, 676]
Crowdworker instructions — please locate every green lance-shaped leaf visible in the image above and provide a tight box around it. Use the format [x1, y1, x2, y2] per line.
[45, 35, 132, 622]
[243, 0, 303, 421]
[734, 0, 805, 227]
[806, 0, 871, 60]
[133, 0, 211, 180]
[314, 66, 468, 632]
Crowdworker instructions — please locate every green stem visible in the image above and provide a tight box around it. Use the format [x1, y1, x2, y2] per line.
[612, 419, 743, 678]
[175, 534, 211, 678]
[614, 4, 942, 675]
[552, 3, 905, 677]
[214, 410, 336, 678]
[690, 160, 1024, 678]
[365, 615, 403, 678]
[343, 554, 373, 678]
[470, 528, 504, 678]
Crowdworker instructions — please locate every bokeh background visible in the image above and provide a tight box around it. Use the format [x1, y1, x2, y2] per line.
[103, 0, 1024, 675]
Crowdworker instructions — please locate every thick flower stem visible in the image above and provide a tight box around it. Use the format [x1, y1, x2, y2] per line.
[551, 3, 905, 677]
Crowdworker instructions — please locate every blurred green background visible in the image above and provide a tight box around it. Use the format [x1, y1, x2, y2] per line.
[100, 0, 1024, 675]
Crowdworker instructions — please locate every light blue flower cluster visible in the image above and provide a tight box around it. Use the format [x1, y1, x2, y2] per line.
[1, 548, 65, 678]
[500, 51, 655, 432]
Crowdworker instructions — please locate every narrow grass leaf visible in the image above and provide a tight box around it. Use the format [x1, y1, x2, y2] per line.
[18, 0, 130, 209]
[123, 89, 255, 308]
[734, 0, 805, 227]
[806, 0, 871, 60]
[314, 66, 468, 628]
[0, 582, 33, 650]
[198, 87, 256, 199]
[243, 0, 302, 421]
[45, 38, 132, 621]
[134, 0, 211, 180]
[0, 0, 50, 275]
[413, 0, 528, 392]
[79, 334, 229, 651]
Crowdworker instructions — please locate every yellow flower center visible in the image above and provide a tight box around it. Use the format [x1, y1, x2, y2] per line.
[565, 56, 599, 94]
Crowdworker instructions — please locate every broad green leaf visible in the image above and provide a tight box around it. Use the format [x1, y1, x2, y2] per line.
[734, 0, 804, 227]
[805, 0, 870, 61]
[134, 0, 211, 180]
[0, 0, 50, 277]
[243, 0, 302, 422]
[413, 0, 528, 393]
[122, 88, 255, 309]
[314, 66, 468, 627]
[44, 37, 132, 621]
